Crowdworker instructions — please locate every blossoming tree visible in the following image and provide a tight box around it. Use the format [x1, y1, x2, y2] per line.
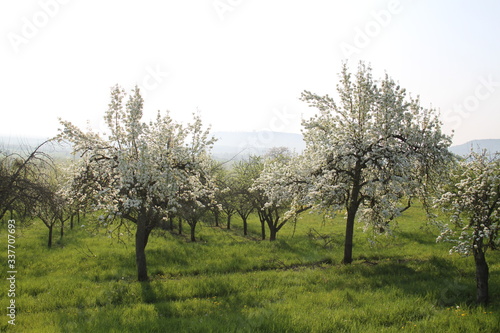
[58, 85, 216, 281]
[436, 152, 499, 305]
[260, 62, 452, 263]
[252, 149, 312, 241]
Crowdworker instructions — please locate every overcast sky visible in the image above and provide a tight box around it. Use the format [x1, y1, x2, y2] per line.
[1, 0, 499, 145]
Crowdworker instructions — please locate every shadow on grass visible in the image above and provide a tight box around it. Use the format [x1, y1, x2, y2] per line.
[141, 280, 159, 303]
[353, 255, 475, 306]
[396, 229, 437, 246]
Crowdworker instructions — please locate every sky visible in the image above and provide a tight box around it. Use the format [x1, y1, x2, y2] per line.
[1, 0, 499, 146]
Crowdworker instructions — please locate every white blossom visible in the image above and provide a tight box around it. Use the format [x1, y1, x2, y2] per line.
[434, 151, 500, 257]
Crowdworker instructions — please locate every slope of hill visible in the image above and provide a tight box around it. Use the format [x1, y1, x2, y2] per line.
[449, 139, 500, 156]
[211, 133, 500, 160]
[4, 135, 499, 161]
[0, 136, 73, 159]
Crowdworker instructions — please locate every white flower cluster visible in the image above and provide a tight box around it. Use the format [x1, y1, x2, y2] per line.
[255, 63, 452, 237]
[58, 85, 217, 231]
[435, 152, 500, 256]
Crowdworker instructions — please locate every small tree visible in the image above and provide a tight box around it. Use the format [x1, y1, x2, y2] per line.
[297, 62, 451, 263]
[231, 160, 256, 236]
[252, 148, 312, 241]
[214, 167, 238, 229]
[0, 141, 54, 221]
[34, 184, 69, 248]
[58, 85, 215, 281]
[233, 156, 267, 239]
[435, 152, 499, 305]
[176, 160, 219, 242]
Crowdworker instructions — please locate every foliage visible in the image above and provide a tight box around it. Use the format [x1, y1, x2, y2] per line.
[213, 165, 238, 228]
[257, 62, 452, 262]
[0, 141, 54, 221]
[57, 85, 216, 280]
[435, 151, 499, 304]
[251, 148, 310, 241]
[435, 152, 499, 255]
[300, 62, 451, 226]
[32, 163, 72, 247]
[230, 157, 260, 235]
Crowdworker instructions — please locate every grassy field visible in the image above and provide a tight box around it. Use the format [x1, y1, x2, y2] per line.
[1, 205, 499, 332]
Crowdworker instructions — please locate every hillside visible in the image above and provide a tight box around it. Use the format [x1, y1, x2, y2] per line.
[4, 207, 500, 332]
[449, 139, 500, 156]
[0, 136, 73, 159]
[3, 135, 499, 161]
[212, 133, 500, 160]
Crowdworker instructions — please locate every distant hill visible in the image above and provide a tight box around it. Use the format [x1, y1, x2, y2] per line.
[4, 135, 498, 161]
[211, 131, 305, 160]
[1, 132, 306, 162]
[0, 136, 72, 159]
[449, 139, 500, 156]
[212, 133, 500, 160]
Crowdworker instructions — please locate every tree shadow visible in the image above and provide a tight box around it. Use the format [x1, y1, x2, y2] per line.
[353, 255, 475, 306]
[140, 280, 158, 303]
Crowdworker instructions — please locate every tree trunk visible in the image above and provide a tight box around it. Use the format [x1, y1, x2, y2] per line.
[227, 214, 231, 229]
[342, 165, 362, 265]
[269, 227, 277, 241]
[342, 206, 356, 264]
[70, 214, 74, 229]
[474, 247, 489, 305]
[135, 212, 149, 282]
[190, 222, 197, 242]
[242, 216, 248, 236]
[178, 217, 183, 235]
[60, 220, 64, 239]
[261, 220, 266, 240]
[48, 225, 53, 248]
[214, 210, 220, 227]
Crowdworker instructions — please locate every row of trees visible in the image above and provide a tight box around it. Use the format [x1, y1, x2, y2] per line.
[2, 62, 498, 304]
[56, 86, 305, 281]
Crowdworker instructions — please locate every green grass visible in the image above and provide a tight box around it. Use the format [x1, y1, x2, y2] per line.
[1, 206, 499, 332]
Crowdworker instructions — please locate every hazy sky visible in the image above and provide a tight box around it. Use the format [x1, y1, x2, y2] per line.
[1, 0, 499, 145]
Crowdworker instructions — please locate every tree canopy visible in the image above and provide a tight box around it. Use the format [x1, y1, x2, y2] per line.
[58, 85, 216, 280]
[436, 151, 499, 304]
[258, 62, 453, 263]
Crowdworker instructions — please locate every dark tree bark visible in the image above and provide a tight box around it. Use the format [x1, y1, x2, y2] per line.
[47, 225, 53, 248]
[213, 210, 220, 227]
[342, 207, 356, 264]
[473, 245, 489, 305]
[190, 221, 197, 242]
[242, 216, 248, 236]
[269, 228, 277, 241]
[342, 163, 362, 265]
[260, 216, 266, 240]
[135, 211, 149, 281]
[263, 209, 279, 242]
[236, 207, 253, 236]
[60, 220, 64, 239]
